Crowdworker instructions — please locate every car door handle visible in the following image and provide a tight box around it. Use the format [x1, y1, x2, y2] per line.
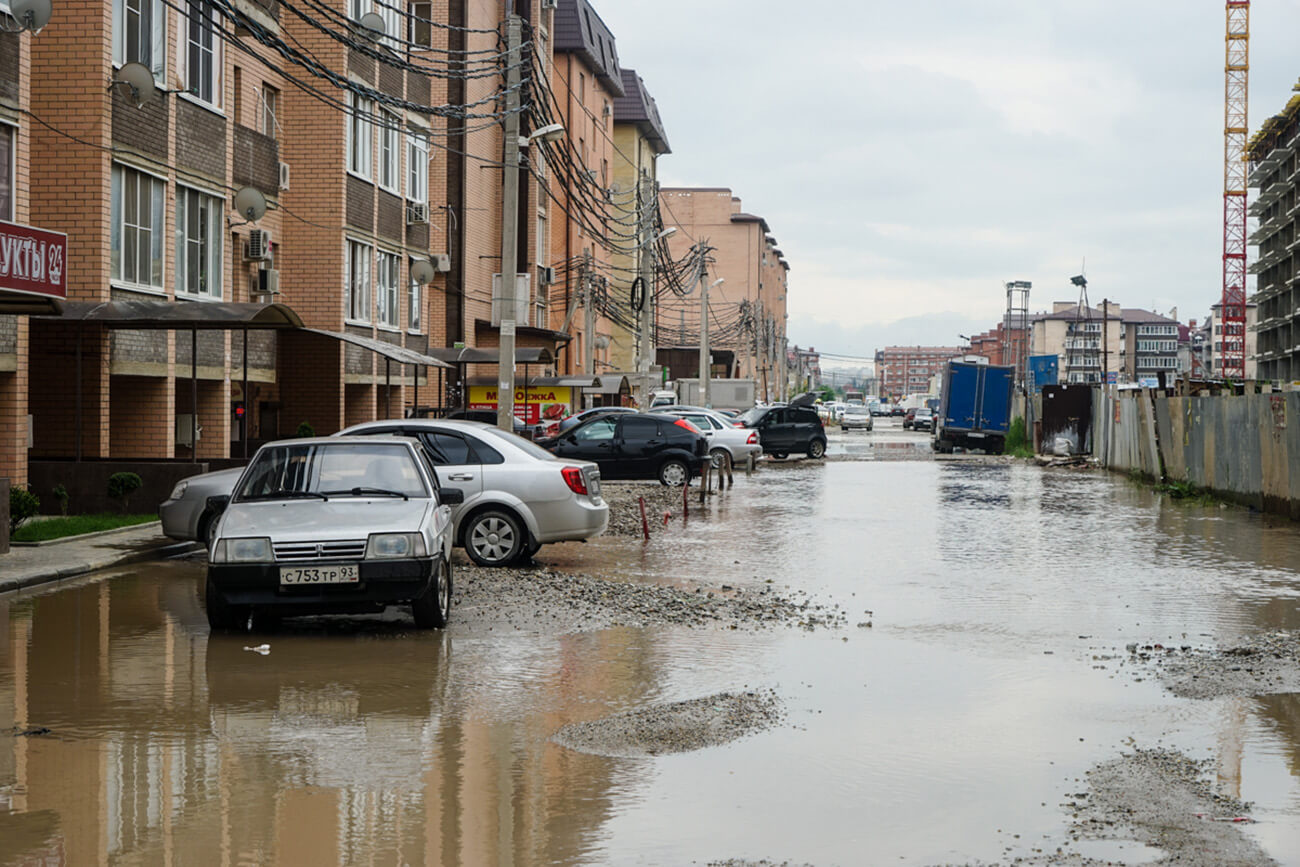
[448, 473, 474, 481]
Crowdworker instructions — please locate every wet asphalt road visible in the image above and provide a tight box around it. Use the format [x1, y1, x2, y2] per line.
[2, 418, 1299, 865]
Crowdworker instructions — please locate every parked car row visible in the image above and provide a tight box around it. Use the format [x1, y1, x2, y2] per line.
[165, 403, 831, 633]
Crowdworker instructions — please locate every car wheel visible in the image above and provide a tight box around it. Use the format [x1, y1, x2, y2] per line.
[770, 451, 789, 460]
[412, 556, 452, 629]
[464, 509, 524, 567]
[709, 448, 731, 472]
[199, 510, 218, 550]
[205, 576, 248, 632]
[808, 439, 826, 459]
[659, 458, 689, 487]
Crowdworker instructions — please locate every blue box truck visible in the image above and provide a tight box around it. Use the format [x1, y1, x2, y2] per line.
[932, 358, 1015, 454]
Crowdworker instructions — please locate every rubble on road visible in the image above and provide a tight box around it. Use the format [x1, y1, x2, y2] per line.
[1125, 630, 1300, 700]
[552, 689, 784, 757]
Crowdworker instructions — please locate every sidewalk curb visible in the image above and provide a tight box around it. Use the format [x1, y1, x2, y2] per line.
[0, 539, 202, 595]
[10, 520, 164, 547]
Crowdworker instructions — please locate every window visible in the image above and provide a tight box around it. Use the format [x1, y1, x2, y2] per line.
[351, 0, 399, 48]
[185, 0, 219, 105]
[176, 186, 223, 298]
[261, 85, 279, 139]
[379, 110, 400, 193]
[408, 271, 422, 332]
[110, 164, 165, 292]
[409, 0, 432, 49]
[0, 123, 11, 222]
[377, 251, 399, 327]
[113, 0, 165, 77]
[574, 416, 617, 442]
[347, 240, 372, 322]
[348, 93, 373, 178]
[407, 131, 428, 202]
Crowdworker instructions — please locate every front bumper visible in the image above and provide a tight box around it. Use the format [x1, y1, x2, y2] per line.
[159, 498, 196, 540]
[208, 558, 435, 613]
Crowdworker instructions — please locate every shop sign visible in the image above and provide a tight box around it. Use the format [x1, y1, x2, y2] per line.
[468, 385, 573, 424]
[0, 220, 67, 300]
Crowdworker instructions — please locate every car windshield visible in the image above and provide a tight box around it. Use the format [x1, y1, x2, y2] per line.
[235, 442, 429, 501]
[916, 408, 932, 416]
[737, 407, 767, 426]
[845, 406, 869, 415]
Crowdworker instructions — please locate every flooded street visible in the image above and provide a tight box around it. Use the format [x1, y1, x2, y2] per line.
[3, 422, 1300, 865]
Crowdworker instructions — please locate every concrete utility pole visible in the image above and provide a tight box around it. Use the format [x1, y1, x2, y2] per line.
[637, 176, 655, 406]
[583, 253, 596, 376]
[697, 249, 711, 407]
[495, 12, 523, 432]
[1102, 298, 1110, 384]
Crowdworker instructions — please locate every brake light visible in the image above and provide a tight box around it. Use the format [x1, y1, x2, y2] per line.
[747, 432, 758, 444]
[674, 418, 701, 434]
[731, 421, 745, 428]
[561, 466, 589, 495]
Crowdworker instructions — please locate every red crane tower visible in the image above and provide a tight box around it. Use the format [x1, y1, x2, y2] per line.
[1221, 1, 1250, 380]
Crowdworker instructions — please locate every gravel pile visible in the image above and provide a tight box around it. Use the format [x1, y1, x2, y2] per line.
[454, 561, 847, 634]
[599, 481, 700, 536]
[1123, 631, 1300, 699]
[552, 689, 784, 757]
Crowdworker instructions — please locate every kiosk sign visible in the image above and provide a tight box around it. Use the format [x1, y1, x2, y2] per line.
[0, 220, 67, 301]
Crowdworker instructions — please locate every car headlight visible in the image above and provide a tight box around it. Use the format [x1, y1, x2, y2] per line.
[168, 480, 188, 501]
[210, 537, 272, 564]
[366, 532, 426, 559]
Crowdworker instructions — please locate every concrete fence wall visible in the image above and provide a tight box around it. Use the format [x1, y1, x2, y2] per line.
[1094, 389, 1300, 518]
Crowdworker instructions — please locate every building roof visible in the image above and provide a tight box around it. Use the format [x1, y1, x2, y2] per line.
[1034, 304, 1180, 324]
[553, 0, 625, 97]
[613, 69, 669, 154]
[731, 212, 770, 232]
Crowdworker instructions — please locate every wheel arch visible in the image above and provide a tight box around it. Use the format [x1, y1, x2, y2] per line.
[454, 497, 537, 549]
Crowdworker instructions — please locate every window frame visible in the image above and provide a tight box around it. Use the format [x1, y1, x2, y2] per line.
[182, 0, 221, 108]
[408, 0, 432, 50]
[406, 130, 428, 203]
[378, 109, 401, 194]
[346, 238, 373, 324]
[408, 265, 422, 334]
[347, 92, 374, 180]
[110, 162, 167, 295]
[0, 121, 13, 223]
[260, 84, 280, 140]
[113, 0, 166, 80]
[175, 184, 225, 300]
[376, 249, 401, 329]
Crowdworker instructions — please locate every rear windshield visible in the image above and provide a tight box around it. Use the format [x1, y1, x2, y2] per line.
[476, 426, 557, 461]
[737, 407, 767, 426]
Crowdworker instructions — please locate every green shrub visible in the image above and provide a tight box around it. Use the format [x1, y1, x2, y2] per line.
[296, 421, 315, 438]
[53, 483, 69, 516]
[1003, 416, 1034, 458]
[107, 472, 143, 513]
[9, 487, 39, 534]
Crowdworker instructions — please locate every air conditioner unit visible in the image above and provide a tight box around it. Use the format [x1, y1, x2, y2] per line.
[257, 268, 280, 295]
[491, 272, 531, 326]
[278, 161, 291, 191]
[540, 0, 557, 8]
[246, 228, 272, 261]
[432, 253, 451, 272]
[539, 265, 556, 286]
[407, 202, 429, 225]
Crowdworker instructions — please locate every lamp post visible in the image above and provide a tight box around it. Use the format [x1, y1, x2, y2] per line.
[637, 222, 676, 407]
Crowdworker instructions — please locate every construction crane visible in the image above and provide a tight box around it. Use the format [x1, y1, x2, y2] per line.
[1221, 1, 1250, 380]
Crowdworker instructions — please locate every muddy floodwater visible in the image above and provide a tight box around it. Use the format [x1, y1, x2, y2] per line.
[3, 431, 1300, 865]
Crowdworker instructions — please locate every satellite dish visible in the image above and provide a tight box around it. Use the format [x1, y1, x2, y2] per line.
[12, 0, 52, 32]
[114, 61, 156, 107]
[410, 259, 436, 285]
[358, 11, 386, 38]
[232, 186, 267, 223]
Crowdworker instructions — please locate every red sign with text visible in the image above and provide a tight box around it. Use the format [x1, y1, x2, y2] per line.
[0, 219, 67, 300]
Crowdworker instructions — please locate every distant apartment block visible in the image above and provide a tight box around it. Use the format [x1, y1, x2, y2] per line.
[875, 346, 962, 398]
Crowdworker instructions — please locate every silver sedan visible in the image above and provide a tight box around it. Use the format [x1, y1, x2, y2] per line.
[160, 419, 608, 568]
[662, 409, 763, 469]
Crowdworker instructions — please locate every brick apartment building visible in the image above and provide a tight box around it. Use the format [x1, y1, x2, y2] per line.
[1030, 302, 1187, 384]
[875, 345, 962, 399]
[656, 187, 790, 399]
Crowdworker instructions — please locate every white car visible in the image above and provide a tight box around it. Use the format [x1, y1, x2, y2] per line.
[162, 419, 608, 568]
[205, 437, 460, 631]
[662, 408, 763, 469]
[839, 404, 874, 431]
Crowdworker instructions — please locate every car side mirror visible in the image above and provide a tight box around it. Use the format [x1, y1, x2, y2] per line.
[206, 494, 230, 514]
[439, 488, 465, 506]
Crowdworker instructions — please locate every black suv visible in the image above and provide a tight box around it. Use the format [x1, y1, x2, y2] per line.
[738, 405, 828, 459]
[540, 412, 707, 486]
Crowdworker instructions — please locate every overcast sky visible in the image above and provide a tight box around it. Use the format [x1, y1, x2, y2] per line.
[597, 0, 1300, 366]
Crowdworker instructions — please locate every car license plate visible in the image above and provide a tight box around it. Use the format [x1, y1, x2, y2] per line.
[280, 564, 359, 585]
[588, 474, 601, 498]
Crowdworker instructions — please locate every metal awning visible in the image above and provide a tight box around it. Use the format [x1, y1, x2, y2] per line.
[300, 328, 453, 369]
[587, 375, 631, 395]
[40, 300, 305, 328]
[0, 290, 62, 316]
[427, 346, 555, 365]
[463, 374, 596, 387]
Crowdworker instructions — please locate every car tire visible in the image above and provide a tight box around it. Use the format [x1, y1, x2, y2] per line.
[199, 510, 218, 550]
[709, 448, 731, 472]
[205, 576, 247, 632]
[412, 556, 452, 629]
[770, 451, 789, 460]
[659, 458, 689, 487]
[808, 439, 826, 459]
[464, 509, 524, 567]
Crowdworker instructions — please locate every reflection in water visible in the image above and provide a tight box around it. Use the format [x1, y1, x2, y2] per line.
[1, 461, 1300, 864]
